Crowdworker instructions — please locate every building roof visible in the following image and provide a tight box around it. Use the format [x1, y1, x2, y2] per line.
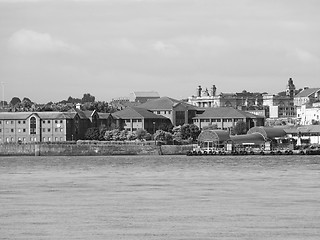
[138, 96, 198, 111]
[98, 112, 112, 119]
[0, 112, 77, 120]
[132, 91, 160, 98]
[113, 107, 169, 119]
[295, 88, 320, 98]
[194, 107, 264, 119]
[247, 126, 286, 139]
[68, 108, 88, 119]
[197, 130, 231, 143]
[230, 133, 265, 145]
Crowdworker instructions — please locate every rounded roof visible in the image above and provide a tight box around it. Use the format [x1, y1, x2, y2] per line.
[230, 133, 265, 145]
[198, 130, 230, 143]
[247, 127, 286, 139]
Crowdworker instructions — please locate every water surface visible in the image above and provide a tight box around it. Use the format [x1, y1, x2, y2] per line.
[1, 155, 320, 239]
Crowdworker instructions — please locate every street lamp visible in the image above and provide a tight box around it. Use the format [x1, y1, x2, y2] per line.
[153, 121, 156, 134]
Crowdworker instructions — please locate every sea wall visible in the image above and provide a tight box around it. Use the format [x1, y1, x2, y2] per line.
[0, 142, 193, 156]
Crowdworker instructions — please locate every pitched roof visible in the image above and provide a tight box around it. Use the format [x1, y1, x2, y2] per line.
[0, 112, 77, 120]
[194, 107, 264, 119]
[247, 126, 286, 139]
[68, 108, 88, 119]
[284, 125, 320, 134]
[113, 107, 169, 119]
[295, 88, 320, 98]
[98, 112, 112, 119]
[132, 91, 160, 98]
[138, 96, 198, 110]
[0, 112, 33, 120]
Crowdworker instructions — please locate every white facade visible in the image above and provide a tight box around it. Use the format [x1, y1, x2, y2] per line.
[297, 105, 320, 125]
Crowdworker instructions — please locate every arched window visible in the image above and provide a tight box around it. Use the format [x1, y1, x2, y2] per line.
[30, 117, 36, 134]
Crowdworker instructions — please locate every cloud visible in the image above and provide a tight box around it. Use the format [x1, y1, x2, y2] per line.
[152, 41, 179, 57]
[8, 29, 78, 54]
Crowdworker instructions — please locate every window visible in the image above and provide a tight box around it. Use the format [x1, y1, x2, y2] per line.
[48, 128, 51, 132]
[0, 120, 1, 124]
[125, 119, 130, 123]
[137, 119, 142, 122]
[30, 117, 36, 134]
[0, 129, 1, 132]
[55, 128, 59, 132]
[48, 137, 51, 142]
[60, 137, 63, 141]
[157, 111, 160, 114]
[11, 121, 14, 124]
[217, 119, 221, 122]
[55, 137, 58, 141]
[6, 121, 9, 124]
[18, 121, 21, 124]
[11, 129, 14, 133]
[18, 129, 21, 133]
[60, 120, 63, 123]
[43, 121, 46, 124]
[43, 128, 46, 132]
[55, 120, 58, 123]
[43, 137, 46, 142]
[60, 128, 63, 132]
[23, 129, 26, 132]
[23, 121, 26, 124]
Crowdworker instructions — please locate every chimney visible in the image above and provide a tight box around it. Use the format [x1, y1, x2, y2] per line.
[197, 85, 202, 97]
[76, 103, 81, 110]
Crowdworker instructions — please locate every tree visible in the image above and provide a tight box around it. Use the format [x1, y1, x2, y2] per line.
[136, 129, 148, 140]
[82, 93, 95, 103]
[84, 127, 100, 140]
[234, 120, 247, 135]
[9, 97, 21, 106]
[180, 124, 200, 141]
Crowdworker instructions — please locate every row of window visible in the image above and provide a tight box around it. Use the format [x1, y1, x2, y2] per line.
[154, 111, 172, 115]
[42, 120, 63, 124]
[0, 128, 64, 133]
[0, 137, 64, 143]
[195, 118, 244, 123]
[0, 120, 26, 125]
[125, 119, 143, 123]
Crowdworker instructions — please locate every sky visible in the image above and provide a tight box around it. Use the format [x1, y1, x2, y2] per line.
[0, 0, 319, 103]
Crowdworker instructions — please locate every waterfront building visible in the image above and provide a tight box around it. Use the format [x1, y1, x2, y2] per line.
[192, 107, 265, 131]
[138, 97, 198, 126]
[0, 112, 84, 143]
[284, 125, 320, 145]
[112, 107, 171, 133]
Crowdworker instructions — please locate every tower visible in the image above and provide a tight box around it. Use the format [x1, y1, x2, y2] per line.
[196, 85, 202, 97]
[286, 78, 296, 99]
[210, 85, 216, 96]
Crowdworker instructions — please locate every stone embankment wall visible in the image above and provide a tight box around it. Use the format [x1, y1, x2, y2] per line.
[0, 142, 193, 156]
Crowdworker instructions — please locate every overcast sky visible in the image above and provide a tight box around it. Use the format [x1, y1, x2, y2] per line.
[0, 0, 319, 103]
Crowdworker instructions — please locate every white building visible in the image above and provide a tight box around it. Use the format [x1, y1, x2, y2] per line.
[297, 105, 320, 125]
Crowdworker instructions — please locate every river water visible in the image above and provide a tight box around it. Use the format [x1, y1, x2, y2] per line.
[1, 155, 320, 240]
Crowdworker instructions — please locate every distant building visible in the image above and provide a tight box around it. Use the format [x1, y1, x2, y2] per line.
[187, 85, 263, 109]
[129, 91, 160, 104]
[192, 107, 265, 131]
[262, 78, 296, 118]
[112, 107, 171, 133]
[138, 97, 198, 126]
[297, 105, 320, 125]
[294, 87, 320, 107]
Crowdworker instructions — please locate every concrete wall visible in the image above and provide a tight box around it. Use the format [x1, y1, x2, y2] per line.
[0, 143, 193, 156]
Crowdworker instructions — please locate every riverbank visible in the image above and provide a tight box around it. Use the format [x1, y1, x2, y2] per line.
[0, 142, 193, 156]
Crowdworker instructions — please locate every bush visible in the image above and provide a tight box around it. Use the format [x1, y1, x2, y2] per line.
[84, 127, 100, 140]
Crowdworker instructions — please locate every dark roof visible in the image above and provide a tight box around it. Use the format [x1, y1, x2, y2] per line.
[197, 130, 230, 143]
[295, 88, 320, 98]
[68, 108, 88, 119]
[194, 107, 264, 119]
[113, 107, 169, 119]
[0, 112, 77, 120]
[138, 97, 198, 111]
[98, 112, 112, 119]
[247, 126, 286, 139]
[230, 133, 265, 145]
